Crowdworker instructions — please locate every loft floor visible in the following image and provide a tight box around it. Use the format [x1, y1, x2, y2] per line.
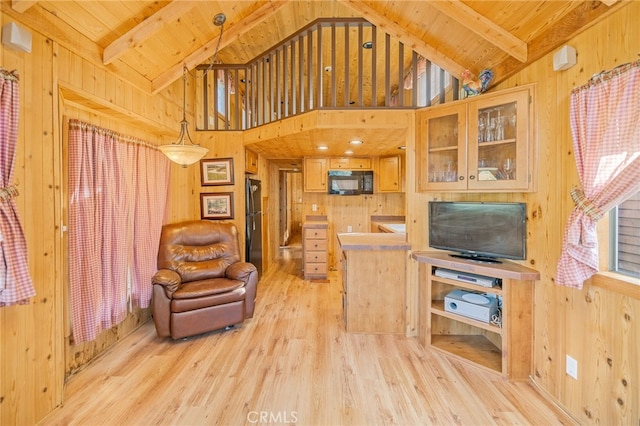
[40, 245, 574, 425]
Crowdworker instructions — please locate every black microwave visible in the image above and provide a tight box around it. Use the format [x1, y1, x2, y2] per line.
[328, 170, 374, 195]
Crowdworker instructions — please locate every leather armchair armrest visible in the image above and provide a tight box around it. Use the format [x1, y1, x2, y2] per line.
[152, 269, 181, 295]
[227, 262, 258, 318]
[226, 262, 257, 283]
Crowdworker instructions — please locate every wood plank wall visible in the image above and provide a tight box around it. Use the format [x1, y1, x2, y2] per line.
[407, 2, 640, 424]
[302, 192, 406, 269]
[0, 12, 261, 425]
[1, 2, 639, 425]
[501, 4, 639, 422]
[0, 23, 62, 426]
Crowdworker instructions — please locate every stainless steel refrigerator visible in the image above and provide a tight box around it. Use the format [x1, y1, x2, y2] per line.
[245, 178, 263, 276]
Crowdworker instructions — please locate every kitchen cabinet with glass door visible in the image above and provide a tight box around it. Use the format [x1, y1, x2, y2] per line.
[417, 84, 536, 193]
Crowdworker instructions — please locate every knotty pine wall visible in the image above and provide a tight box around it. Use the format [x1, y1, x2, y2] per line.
[302, 192, 406, 269]
[407, 2, 639, 424]
[0, 12, 263, 425]
[1, 3, 639, 426]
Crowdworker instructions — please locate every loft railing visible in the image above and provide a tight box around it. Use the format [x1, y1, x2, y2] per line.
[195, 18, 459, 131]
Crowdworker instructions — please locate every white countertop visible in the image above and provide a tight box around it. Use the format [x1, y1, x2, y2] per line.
[379, 223, 406, 233]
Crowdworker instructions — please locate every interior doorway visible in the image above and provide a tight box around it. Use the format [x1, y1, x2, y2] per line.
[278, 170, 303, 247]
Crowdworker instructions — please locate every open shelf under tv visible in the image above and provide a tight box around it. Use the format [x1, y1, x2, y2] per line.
[412, 251, 540, 380]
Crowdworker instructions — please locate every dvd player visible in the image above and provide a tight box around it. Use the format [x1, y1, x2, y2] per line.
[434, 268, 499, 288]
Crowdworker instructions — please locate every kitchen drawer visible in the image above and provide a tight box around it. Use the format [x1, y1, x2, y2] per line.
[304, 228, 327, 240]
[302, 221, 329, 280]
[303, 238, 327, 251]
[304, 251, 328, 263]
[305, 262, 328, 276]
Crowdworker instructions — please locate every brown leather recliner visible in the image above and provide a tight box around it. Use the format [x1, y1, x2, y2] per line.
[151, 220, 258, 339]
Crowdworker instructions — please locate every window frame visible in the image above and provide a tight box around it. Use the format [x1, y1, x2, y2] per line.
[608, 191, 640, 279]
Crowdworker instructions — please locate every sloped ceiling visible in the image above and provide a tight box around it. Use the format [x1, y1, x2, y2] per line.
[4, 0, 628, 160]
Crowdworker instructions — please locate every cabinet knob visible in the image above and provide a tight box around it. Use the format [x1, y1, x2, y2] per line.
[459, 176, 465, 181]
[469, 175, 475, 180]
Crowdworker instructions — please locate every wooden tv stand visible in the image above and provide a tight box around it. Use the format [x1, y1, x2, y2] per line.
[412, 251, 540, 380]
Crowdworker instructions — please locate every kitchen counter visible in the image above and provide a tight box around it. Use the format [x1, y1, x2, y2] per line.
[370, 215, 405, 233]
[378, 223, 406, 233]
[337, 232, 410, 250]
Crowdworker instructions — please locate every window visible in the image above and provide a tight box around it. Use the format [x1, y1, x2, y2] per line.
[217, 77, 226, 116]
[417, 63, 451, 107]
[610, 191, 640, 278]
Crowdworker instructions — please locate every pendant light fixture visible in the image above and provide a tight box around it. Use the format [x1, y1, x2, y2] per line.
[159, 13, 226, 167]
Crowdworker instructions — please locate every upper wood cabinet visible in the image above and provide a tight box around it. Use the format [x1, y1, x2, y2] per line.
[245, 149, 258, 174]
[416, 84, 536, 192]
[378, 154, 403, 192]
[304, 158, 328, 192]
[329, 157, 372, 170]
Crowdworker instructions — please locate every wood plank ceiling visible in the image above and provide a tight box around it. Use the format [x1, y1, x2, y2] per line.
[6, 0, 627, 160]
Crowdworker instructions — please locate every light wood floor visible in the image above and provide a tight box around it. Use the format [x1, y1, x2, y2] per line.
[41, 244, 574, 425]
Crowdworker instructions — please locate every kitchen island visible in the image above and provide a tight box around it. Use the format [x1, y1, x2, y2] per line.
[337, 233, 410, 334]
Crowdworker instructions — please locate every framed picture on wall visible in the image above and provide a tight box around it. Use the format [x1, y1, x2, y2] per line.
[200, 192, 234, 220]
[200, 157, 234, 186]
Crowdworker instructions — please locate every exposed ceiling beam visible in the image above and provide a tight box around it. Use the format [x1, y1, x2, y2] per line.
[2, 0, 153, 92]
[337, 0, 467, 81]
[428, 0, 528, 63]
[151, 1, 288, 94]
[11, 0, 37, 13]
[491, 0, 629, 86]
[103, 1, 197, 65]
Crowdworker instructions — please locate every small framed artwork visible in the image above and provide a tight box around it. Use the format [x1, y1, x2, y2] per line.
[200, 157, 234, 186]
[200, 192, 234, 220]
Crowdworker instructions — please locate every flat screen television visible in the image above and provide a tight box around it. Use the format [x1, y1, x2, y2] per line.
[428, 201, 527, 263]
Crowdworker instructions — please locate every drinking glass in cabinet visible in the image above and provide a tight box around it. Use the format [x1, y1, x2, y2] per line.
[478, 102, 517, 143]
[478, 116, 486, 142]
[429, 160, 458, 182]
[503, 158, 515, 180]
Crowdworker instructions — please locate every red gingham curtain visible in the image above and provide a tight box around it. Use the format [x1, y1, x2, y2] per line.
[0, 68, 36, 306]
[556, 60, 640, 288]
[68, 120, 170, 343]
[132, 143, 170, 307]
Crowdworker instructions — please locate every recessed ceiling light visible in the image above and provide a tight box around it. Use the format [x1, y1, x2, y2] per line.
[398, 145, 406, 150]
[349, 139, 363, 145]
[362, 41, 373, 49]
[317, 145, 329, 150]
[344, 150, 354, 155]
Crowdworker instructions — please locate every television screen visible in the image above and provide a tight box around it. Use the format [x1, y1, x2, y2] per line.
[428, 201, 527, 262]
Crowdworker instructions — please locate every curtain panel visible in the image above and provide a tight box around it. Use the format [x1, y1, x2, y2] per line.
[0, 68, 36, 307]
[557, 60, 640, 288]
[68, 120, 170, 343]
